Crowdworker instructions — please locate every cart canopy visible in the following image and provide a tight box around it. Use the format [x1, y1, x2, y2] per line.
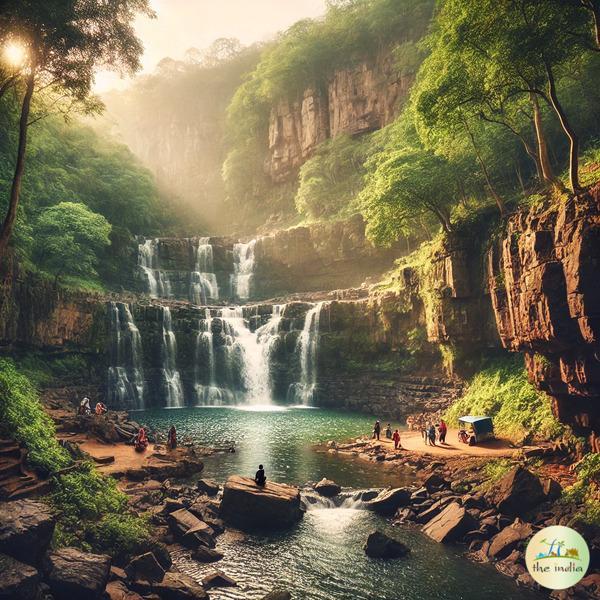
[458, 416, 494, 435]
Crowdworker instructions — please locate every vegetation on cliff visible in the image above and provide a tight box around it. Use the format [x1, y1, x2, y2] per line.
[444, 357, 564, 442]
[0, 359, 149, 557]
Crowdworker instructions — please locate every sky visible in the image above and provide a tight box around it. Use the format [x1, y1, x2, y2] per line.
[94, 0, 327, 92]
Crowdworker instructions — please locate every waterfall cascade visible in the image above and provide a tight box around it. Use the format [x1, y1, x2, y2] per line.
[107, 302, 145, 409]
[161, 306, 185, 408]
[190, 237, 219, 305]
[231, 240, 256, 300]
[288, 302, 325, 405]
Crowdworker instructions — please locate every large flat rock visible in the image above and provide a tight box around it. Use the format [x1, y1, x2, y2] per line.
[220, 475, 304, 530]
[0, 553, 40, 600]
[422, 502, 477, 543]
[0, 499, 55, 564]
[43, 547, 111, 599]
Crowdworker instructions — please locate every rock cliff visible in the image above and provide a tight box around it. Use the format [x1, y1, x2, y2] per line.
[266, 49, 412, 182]
[487, 188, 600, 440]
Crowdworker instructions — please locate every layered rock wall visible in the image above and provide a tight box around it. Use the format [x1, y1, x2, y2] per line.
[266, 50, 412, 181]
[487, 190, 600, 437]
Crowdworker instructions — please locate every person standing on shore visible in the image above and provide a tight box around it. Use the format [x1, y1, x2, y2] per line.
[373, 420, 381, 441]
[167, 425, 177, 450]
[392, 429, 401, 450]
[438, 419, 447, 444]
[428, 423, 437, 446]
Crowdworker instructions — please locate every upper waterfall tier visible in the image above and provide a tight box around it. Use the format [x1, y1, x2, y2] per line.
[134, 215, 403, 304]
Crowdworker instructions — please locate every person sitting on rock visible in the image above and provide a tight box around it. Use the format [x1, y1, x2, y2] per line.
[385, 424, 392, 439]
[167, 425, 177, 450]
[134, 427, 148, 452]
[254, 464, 267, 487]
[79, 397, 91, 415]
[94, 401, 107, 415]
[392, 429, 401, 450]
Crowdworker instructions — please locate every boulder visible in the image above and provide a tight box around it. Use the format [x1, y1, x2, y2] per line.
[106, 580, 144, 600]
[167, 509, 215, 548]
[543, 477, 563, 502]
[202, 571, 237, 589]
[314, 478, 341, 498]
[486, 467, 546, 517]
[487, 520, 534, 561]
[220, 475, 304, 530]
[0, 553, 40, 600]
[125, 552, 165, 583]
[365, 488, 411, 516]
[153, 572, 208, 599]
[262, 592, 292, 600]
[43, 547, 111, 599]
[422, 502, 477, 543]
[423, 474, 448, 493]
[415, 497, 455, 525]
[0, 500, 55, 564]
[196, 479, 219, 496]
[192, 546, 224, 563]
[363, 530, 410, 559]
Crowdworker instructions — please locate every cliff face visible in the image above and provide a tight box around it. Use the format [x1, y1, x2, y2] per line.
[253, 215, 402, 298]
[0, 261, 107, 353]
[266, 50, 412, 182]
[487, 189, 600, 439]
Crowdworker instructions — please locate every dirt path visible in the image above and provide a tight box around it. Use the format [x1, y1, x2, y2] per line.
[377, 429, 515, 457]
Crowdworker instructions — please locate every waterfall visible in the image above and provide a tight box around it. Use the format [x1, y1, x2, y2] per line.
[138, 238, 172, 298]
[190, 237, 219, 305]
[190, 304, 286, 406]
[107, 302, 145, 409]
[160, 306, 184, 408]
[231, 240, 256, 300]
[288, 302, 325, 405]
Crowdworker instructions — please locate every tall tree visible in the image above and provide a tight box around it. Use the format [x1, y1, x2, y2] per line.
[0, 0, 153, 260]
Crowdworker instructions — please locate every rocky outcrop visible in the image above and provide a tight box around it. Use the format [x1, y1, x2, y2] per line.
[363, 530, 410, 559]
[0, 500, 55, 564]
[266, 49, 412, 181]
[422, 502, 477, 543]
[220, 475, 304, 530]
[43, 547, 111, 599]
[253, 215, 402, 298]
[0, 553, 40, 600]
[485, 467, 547, 518]
[487, 189, 600, 437]
[0, 260, 107, 353]
[365, 488, 411, 515]
[314, 478, 341, 497]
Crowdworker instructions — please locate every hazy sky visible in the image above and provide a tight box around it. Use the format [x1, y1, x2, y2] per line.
[95, 0, 327, 92]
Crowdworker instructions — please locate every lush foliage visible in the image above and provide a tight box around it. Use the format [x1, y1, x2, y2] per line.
[0, 93, 167, 286]
[296, 134, 372, 221]
[0, 359, 149, 556]
[0, 359, 70, 473]
[444, 356, 564, 441]
[563, 453, 600, 526]
[33, 202, 111, 283]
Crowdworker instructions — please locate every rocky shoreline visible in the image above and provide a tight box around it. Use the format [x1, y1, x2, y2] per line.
[323, 435, 600, 599]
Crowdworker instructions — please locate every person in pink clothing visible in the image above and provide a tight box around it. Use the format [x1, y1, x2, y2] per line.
[392, 429, 401, 450]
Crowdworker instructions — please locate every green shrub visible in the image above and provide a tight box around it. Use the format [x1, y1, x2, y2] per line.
[444, 356, 564, 441]
[51, 462, 150, 557]
[0, 359, 70, 473]
[562, 453, 600, 527]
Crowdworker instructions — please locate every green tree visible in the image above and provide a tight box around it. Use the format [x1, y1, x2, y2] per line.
[0, 0, 153, 259]
[360, 146, 459, 243]
[32, 202, 111, 284]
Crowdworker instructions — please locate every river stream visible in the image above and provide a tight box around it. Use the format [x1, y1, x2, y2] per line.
[135, 406, 542, 600]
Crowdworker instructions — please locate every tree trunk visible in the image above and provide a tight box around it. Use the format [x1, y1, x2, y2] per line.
[0, 70, 35, 261]
[545, 62, 580, 192]
[590, 1, 600, 49]
[464, 119, 506, 216]
[530, 92, 556, 185]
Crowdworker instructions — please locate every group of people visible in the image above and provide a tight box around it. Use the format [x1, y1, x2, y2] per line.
[78, 397, 107, 416]
[420, 419, 447, 446]
[133, 424, 178, 453]
[372, 420, 402, 450]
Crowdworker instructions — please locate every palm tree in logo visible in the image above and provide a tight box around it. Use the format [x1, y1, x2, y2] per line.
[539, 538, 566, 557]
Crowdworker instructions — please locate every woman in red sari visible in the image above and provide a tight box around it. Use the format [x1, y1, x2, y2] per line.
[134, 427, 148, 452]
